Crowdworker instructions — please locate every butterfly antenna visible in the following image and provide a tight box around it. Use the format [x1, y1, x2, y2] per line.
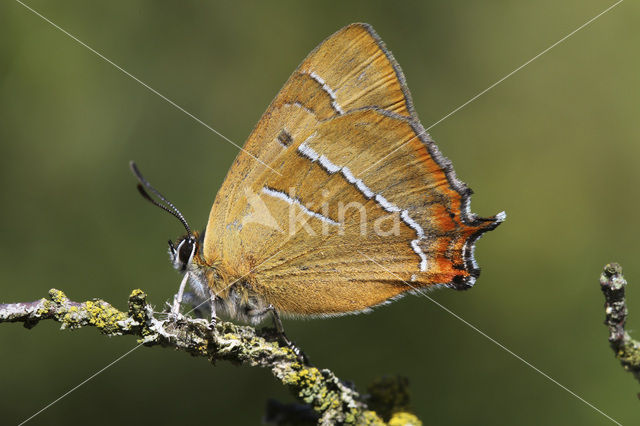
[129, 161, 193, 237]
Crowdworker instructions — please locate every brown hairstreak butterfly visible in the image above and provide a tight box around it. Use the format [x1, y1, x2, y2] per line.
[131, 23, 504, 340]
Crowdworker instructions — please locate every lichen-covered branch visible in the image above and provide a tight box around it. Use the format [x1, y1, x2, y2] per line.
[0, 289, 421, 425]
[599, 263, 640, 384]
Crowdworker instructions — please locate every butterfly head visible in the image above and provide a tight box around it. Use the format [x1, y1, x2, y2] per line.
[168, 234, 199, 272]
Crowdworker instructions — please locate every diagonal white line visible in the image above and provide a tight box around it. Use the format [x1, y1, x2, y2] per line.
[14, 0, 282, 176]
[357, 250, 622, 426]
[18, 344, 143, 426]
[423, 0, 623, 133]
[361, 0, 623, 175]
[18, 236, 289, 424]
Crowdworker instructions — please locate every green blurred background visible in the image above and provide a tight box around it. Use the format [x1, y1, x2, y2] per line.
[1, 1, 638, 424]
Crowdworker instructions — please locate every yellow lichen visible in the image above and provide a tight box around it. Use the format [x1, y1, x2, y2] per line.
[388, 412, 422, 426]
[79, 300, 127, 334]
[290, 367, 322, 387]
[357, 410, 386, 425]
[49, 289, 67, 304]
[127, 289, 148, 323]
[129, 289, 145, 298]
[36, 300, 52, 316]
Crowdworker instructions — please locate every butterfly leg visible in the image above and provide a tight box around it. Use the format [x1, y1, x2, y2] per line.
[266, 305, 309, 364]
[171, 272, 190, 316]
[208, 291, 218, 330]
[176, 287, 218, 329]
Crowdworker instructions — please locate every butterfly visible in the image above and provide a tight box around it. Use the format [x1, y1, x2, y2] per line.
[132, 23, 504, 329]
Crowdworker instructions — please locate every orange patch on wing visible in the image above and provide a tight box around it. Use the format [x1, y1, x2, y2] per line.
[431, 204, 457, 233]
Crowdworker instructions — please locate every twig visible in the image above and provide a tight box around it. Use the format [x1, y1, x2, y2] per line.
[599, 263, 640, 384]
[0, 289, 422, 425]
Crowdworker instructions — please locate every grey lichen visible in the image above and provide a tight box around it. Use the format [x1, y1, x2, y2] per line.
[600, 263, 640, 384]
[0, 289, 422, 425]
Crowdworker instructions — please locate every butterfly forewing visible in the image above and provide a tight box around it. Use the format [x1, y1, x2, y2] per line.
[205, 23, 414, 263]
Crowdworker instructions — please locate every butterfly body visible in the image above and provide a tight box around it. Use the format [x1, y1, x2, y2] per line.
[149, 23, 503, 325]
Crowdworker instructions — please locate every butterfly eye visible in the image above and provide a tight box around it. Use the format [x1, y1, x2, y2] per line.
[178, 237, 196, 265]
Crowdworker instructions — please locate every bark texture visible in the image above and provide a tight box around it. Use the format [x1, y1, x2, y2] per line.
[0, 288, 422, 425]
